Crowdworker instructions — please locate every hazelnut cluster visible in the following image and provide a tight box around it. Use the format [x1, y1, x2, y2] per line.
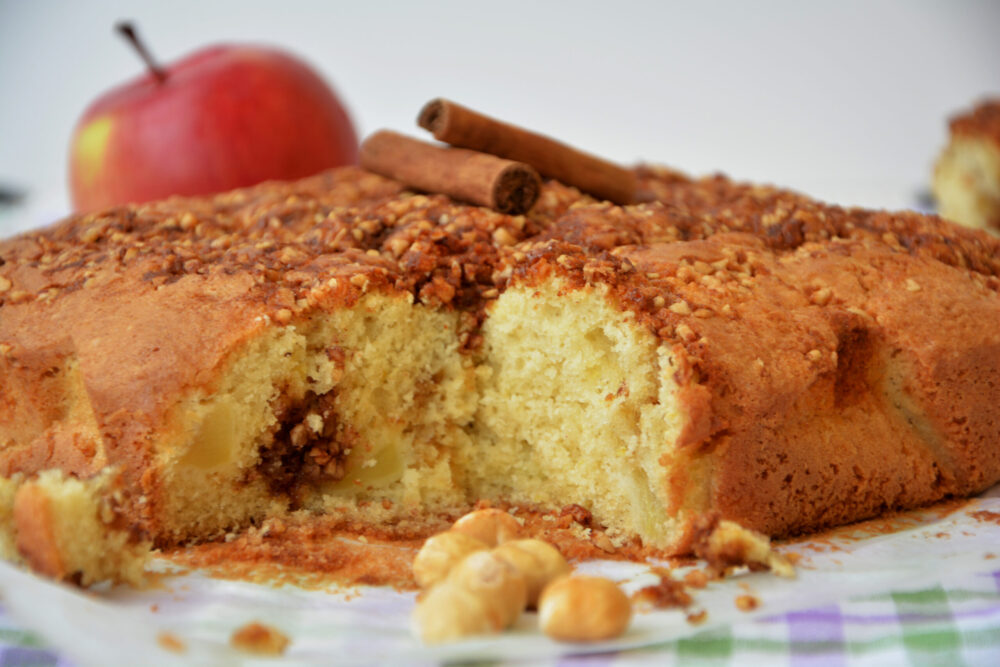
[411, 508, 632, 644]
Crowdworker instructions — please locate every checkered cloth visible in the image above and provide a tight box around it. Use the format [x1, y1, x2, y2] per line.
[4, 569, 998, 666]
[549, 570, 1000, 666]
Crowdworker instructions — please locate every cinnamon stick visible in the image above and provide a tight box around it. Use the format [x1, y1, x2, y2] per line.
[359, 130, 541, 215]
[418, 98, 637, 205]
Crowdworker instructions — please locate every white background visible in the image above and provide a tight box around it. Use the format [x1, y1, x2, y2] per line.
[1, 0, 998, 236]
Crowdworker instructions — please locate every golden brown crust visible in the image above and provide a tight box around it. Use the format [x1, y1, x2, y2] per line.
[3, 163, 999, 551]
[11, 482, 62, 578]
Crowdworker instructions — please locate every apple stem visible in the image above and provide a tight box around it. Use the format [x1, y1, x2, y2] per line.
[115, 21, 167, 84]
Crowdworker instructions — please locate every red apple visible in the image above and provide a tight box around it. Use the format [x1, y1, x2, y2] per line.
[69, 23, 358, 212]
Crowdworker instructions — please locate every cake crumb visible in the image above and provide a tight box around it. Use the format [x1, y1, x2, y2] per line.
[683, 569, 710, 588]
[735, 594, 760, 611]
[969, 510, 1000, 525]
[686, 609, 708, 625]
[157, 632, 186, 653]
[591, 531, 616, 554]
[632, 574, 692, 609]
[692, 515, 795, 578]
[560, 503, 593, 527]
[230, 622, 290, 656]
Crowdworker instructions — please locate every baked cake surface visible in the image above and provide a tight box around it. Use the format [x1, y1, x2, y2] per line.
[2, 165, 999, 582]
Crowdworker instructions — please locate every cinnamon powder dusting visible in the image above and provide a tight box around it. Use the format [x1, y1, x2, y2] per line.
[470, 500, 663, 561]
[166, 502, 667, 589]
[788, 497, 973, 552]
[167, 517, 433, 590]
[969, 510, 1000, 525]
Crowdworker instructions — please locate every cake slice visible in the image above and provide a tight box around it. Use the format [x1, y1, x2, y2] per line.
[1, 164, 999, 585]
[2, 470, 149, 586]
[933, 99, 1000, 233]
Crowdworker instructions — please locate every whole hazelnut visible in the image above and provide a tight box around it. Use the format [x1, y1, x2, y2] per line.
[451, 509, 522, 547]
[493, 538, 571, 606]
[448, 550, 527, 628]
[412, 531, 488, 589]
[538, 575, 632, 642]
[411, 581, 501, 643]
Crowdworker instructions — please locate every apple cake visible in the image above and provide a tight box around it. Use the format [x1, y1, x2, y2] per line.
[933, 99, 1000, 234]
[2, 165, 999, 584]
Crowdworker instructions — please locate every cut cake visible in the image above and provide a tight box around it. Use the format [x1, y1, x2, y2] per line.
[1, 165, 999, 584]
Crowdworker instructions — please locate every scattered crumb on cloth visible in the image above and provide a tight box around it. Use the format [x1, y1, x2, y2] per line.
[230, 622, 290, 656]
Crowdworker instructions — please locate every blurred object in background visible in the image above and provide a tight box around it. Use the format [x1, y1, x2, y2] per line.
[0, 185, 24, 206]
[0, 187, 65, 238]
[932, 98, 1000, 235]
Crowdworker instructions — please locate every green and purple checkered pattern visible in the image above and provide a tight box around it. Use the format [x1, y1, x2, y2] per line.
[3, 569, 998, 665]
[0, 624, 67, 667]
[547, 570, 1000, 666]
